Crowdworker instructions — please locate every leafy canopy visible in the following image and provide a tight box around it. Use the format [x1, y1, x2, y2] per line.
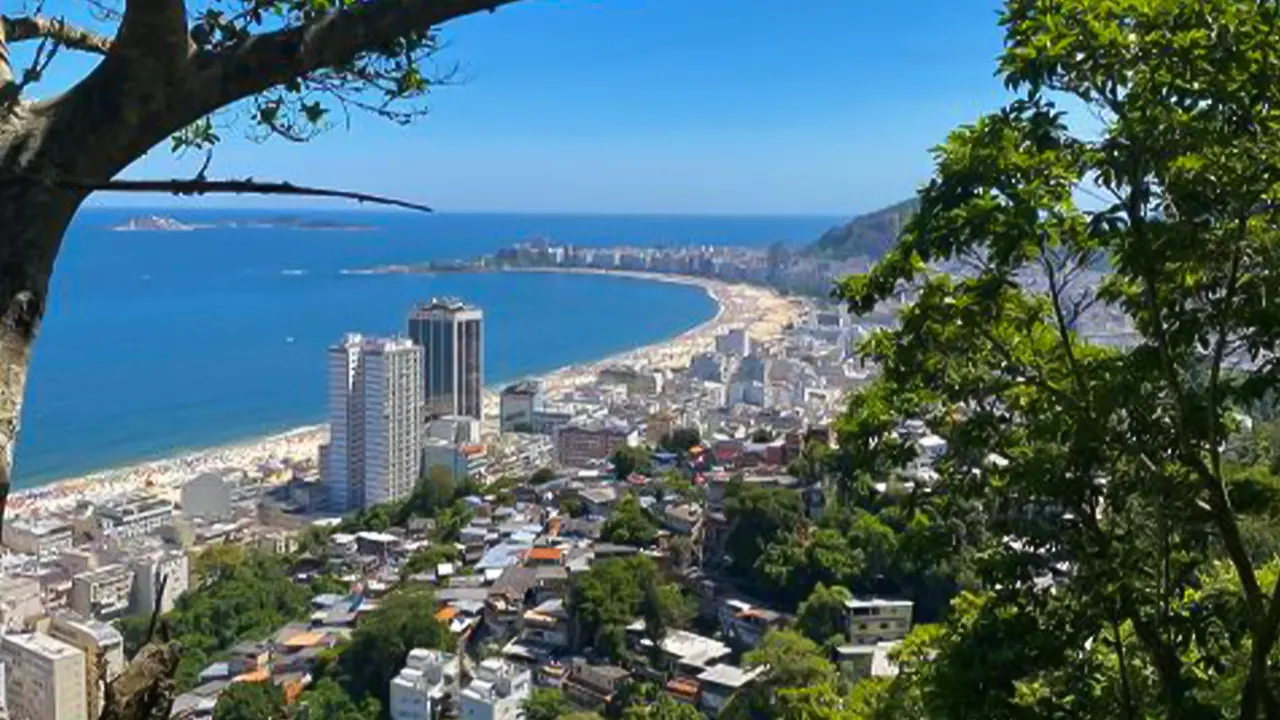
[835, 0, 1280, 716]
[600, 493, 660, 547]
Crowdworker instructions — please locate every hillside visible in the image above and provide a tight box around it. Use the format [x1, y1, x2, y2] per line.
[809, 198, 918, 259]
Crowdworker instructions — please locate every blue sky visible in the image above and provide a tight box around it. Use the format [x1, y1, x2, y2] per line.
[74, 0, 1011, 215]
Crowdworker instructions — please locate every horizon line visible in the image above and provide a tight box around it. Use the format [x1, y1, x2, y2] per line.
[85, 204, 855, 219]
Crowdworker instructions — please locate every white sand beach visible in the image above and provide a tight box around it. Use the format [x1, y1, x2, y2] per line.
[7, 271, 804, 518]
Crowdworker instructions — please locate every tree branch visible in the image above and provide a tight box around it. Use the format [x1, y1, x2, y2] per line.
[0, 17, 15, 94]
[45, 176, 433, 212]
[116, 0, 190, 64]
[195, 0, 518, 111]
[1, 15, 112, 55]
[1039, 238, 1087, 399]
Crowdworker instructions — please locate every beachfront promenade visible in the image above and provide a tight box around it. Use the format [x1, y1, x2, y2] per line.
[6, 272, 803, 519]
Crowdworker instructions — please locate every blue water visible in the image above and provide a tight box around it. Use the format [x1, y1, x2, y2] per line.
[14, 208, 836, 488]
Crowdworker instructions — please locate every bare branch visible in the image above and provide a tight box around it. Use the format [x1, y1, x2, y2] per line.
[45, 176, 434, 212]
[1, 15, 112, 55]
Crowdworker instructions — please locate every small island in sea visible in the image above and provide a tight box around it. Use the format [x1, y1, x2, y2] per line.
[219, 215, 378, 231]
[110, 214, 199, 231]
[109, 214, 377, 232]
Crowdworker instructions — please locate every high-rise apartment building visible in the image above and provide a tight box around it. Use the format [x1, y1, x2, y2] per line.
[408, 299, 484, 419]
[47, 612, 125, 719]
[320, 334, 424, 513]
[1, 632, 87, 720]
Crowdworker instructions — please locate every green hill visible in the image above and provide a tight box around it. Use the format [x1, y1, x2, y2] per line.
[809, 198, 918, 259]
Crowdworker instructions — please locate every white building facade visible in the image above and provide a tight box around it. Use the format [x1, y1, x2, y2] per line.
[459, 658, 530, 720]
[321, 334, 424, 512]
[1, 632, 87, 720]
[389, 648, 458, 720]
[48, 612, 125, 719]
[180, 472, 233, 519]
[70, 565, 134, 621]
[130, 550, 190, 616]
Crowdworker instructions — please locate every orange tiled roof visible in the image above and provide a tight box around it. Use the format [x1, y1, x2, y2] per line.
[232, 668, 270, 684]
[666, 677, 699, 700]
[527, 547, 563, 562]
[282, 632, 324, 649]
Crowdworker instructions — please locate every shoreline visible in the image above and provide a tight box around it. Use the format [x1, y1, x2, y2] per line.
[9, 270, 802, 518]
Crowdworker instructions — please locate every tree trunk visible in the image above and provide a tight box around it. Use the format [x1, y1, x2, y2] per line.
[0, 131, 88, 535]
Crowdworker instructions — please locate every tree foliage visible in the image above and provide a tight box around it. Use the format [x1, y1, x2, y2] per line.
[724, 630, 841, 720]
[796, 583, 853, 648]
[213, 681, 289, 720]
[334, 589, 452, 706]
[568, 555, 688, 662]
[622, 695, 704, 720]
[147, 547, 311, 691]
[299, 678, 382, 720]
[723, 482, 805, 580]
[659, 427, 702, 455]
[612, 446, 652, 479]
[400, 543, 460, 579]
[600, 494, 660, 547]
[522, 687, 573, 720]
[834, 0, 1280, 716]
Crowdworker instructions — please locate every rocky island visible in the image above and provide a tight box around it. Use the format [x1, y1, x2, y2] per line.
[222, 215, 377, 231]
[110, 215, 199, 231]
[108, 214, 377, 232]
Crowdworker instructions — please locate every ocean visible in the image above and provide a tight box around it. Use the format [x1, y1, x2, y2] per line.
[14, 208, 837, 489]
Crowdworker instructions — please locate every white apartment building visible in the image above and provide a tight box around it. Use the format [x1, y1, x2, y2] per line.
[0, 577, 44, 632]
[180, 472, 233, 520]
[321, 334, 424, 513]
[48, 612, 125, 719]
[845, 598, 914, 645]
[70, 564, 134, 621]
[95, 499, 173, 540]
[130, 550, 190, 616]
[2, 519, 73, 560]
[389, 648, 458, 720]
[459, 658, 530, 720]
[1, 632, 87, 720]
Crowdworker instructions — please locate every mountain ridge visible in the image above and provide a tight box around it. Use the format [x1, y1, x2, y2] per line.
[808, 197, 918, 259]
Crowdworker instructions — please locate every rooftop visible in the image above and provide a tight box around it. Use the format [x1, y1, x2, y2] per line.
[526, 547, 563, 563]
[7, 518, 72, 536]
[4, 632, 83, 660]
[844, 598, 915, 610]
[51, 612, 124, 646]
[411, 297, 482, 316]
[333, 333, 418, 353]
[697, 663, 764, 689]
[502, 380, 542, 396]
[628, 624, 730, 668]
